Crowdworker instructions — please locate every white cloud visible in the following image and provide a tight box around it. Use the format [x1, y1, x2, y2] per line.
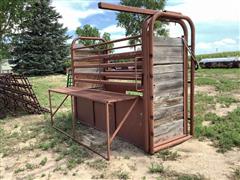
[100, 25, 126, 35]
[52, 0, 104, 30]
[197, 38, 238, 53]
[166, 0, 240, 23]
[168, 23, 183, 38]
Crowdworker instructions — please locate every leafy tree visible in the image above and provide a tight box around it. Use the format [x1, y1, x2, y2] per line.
[76, 25, 113, 51]
[116, 0, 168, 44]
[10, 0, 69, 75]
[0, 0, 28, 60]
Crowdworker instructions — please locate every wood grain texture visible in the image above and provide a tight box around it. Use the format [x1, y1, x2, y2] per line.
[153, 47, 183, 64]
[152, 37, 184, 143]
[153, 36, 183, 46]
[153, 104, 183, 120]
[153, 71, 183, 82]
[153, 64, 183, 74]
[154, 119, 184, 143]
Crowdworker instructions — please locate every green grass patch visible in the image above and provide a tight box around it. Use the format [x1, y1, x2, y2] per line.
[216, 96, 239, 107]
[156, 150, 180, 161]
[14, 167, 25, 174]
[112, 170, 130, 180]
[232, 167, 240, 180]
[195, 108, 240, 152]
[25, 163, 35, 170]
[196, 51, 240, 61]
[87, 159, 108, 170]
[39, 157, 48, 166]
[148, 162, 165, 174]
[196, 69, 240, 92]
[29, 75, 70, 108]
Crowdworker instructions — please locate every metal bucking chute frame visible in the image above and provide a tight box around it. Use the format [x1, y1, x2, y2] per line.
[48, 2, 196, 160]
[98, 2, 196, 153]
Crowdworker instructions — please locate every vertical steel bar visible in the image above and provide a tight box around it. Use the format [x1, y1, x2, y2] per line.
[142, 18, 151, 153]
[105, 102, 111, 160]
[71, 96, 76, 138]
[48, 90, 53, 126]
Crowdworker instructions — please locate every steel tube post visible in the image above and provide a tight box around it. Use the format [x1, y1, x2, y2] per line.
[71, 96, 76, 138]
[105, 103, 111, 160]
[142, 18, 151, 153]
[48, 90, 53, 126]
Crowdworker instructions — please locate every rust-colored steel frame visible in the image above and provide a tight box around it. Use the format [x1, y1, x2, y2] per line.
[98, 2, 196, 153]
[49, 2, 196, 160]
[48, 88, 138, 160]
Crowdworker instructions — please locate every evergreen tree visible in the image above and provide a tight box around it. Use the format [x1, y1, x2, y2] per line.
[11, 0, 69, 75]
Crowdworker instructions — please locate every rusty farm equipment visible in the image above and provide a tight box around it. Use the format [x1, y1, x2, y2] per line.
[49, 2, 197, 160]
[0, 73, 47, 116]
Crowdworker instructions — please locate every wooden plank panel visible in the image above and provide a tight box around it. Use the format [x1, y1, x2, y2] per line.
[153, 71, 183, 83]
[153, 46, 183, 61]
[154, 86, 183, 98]
[153, 56, 183, 64]
[153, 36, 183, 46]
[154, 119, 184, 143]
[153, 96, 183, 108]
[154, 79, 183, 93]
[153, 104, 183, 120]
[154, 112, 183, 127]
[153, 64, 183, 74]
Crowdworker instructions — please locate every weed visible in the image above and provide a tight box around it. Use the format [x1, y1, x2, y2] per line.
[156, 150, 180, 161]
[25, 163, 35, 170]
[39, 157, 48, 166]
[148, 162, 165, 174]
[232, 167, 240, 180]
[176, 173, 206, 180]
[113, 170, 130, 180]
[14, 167, 25, 174]
[196, 108, 240, 152]
[53, 166, 63, 172]
[216, 96, 238, 107]
[87, 159, 108, 170]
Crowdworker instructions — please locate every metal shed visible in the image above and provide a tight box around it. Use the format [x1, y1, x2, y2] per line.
[49, 2, 197, 160]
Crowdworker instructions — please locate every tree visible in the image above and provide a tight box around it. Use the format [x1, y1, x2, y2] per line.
[10, 0, 69, 75]
[76, 25, 113, 51]
[0, 0, 28, 60]
[116, 0, 168, 44]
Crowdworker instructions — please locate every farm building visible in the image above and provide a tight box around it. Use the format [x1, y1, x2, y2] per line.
[0, 59, 13, 73]
[199, 57, 240, 68]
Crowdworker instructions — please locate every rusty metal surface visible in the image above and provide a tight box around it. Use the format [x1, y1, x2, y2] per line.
[0, 73, 47, 115]
[49, 87, 137, 103]
[49, 2, 196, 159]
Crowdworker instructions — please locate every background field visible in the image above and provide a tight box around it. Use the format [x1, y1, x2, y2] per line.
[0, 68, 240, 180]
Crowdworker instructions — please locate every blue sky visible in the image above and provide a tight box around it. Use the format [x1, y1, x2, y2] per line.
[52, 0, 240, 54]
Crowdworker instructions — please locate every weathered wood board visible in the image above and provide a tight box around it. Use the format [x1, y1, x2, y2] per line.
[153, 37, 184, 144]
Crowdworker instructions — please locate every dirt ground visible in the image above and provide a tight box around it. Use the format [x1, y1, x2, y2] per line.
[0, 85, 240, 180]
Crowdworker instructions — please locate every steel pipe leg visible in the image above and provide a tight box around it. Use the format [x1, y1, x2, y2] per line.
[71, 96, 76, 138]
[105, 103, 110, 160]
[48, 90, 53, 126]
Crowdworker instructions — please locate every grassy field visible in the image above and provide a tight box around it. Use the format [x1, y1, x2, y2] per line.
[195, 68, 240, 152]
[29, 75, 71, 108]
[196, 51, 240, 61]
[0, 68, 240, 179]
